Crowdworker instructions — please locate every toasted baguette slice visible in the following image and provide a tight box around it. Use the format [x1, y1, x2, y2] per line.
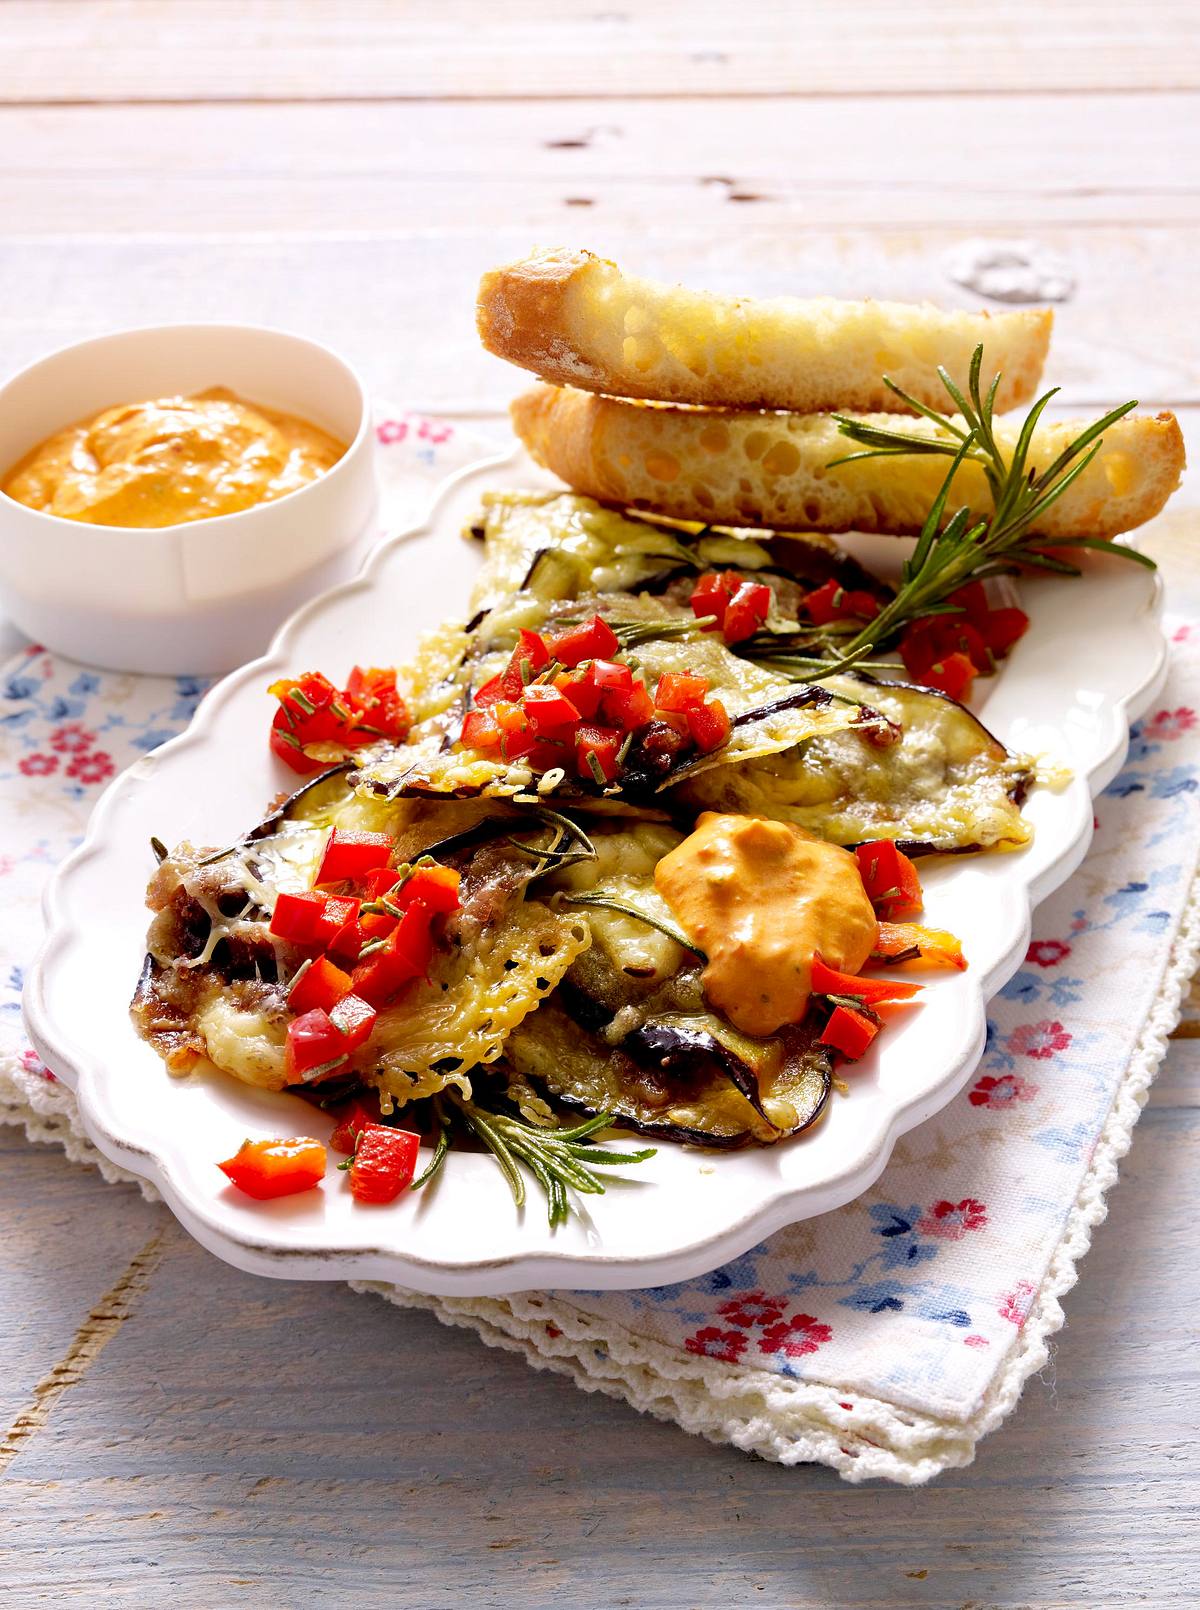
[511, 384, 1185, 540]
[480, 248, 1053, 415]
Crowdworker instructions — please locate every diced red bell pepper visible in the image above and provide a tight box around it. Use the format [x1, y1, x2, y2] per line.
[553, 668, 602, 721]
[269, 671, 340, 733]
[839, 587, 883, 621]
[949, 624, 990, 673]
[329, 1096, 382, 1156]
[364, 867, 402, 900]
[489, 629, 553, 701]
[359, 902, 398, 941]
[591, 659, 633, 695]
[511, 627, 551, 678]
[344, 665, 410, 741]
[902, 617, 989, 677]
[345, 665, 390, 699]
[315, 829, 394, 887]
[269, 716, 331, 775]
[328, 991, 377, 1050]
[472, 673, 509, 708]
[267, 667, 409, 774]
[802, 579, 881, 626]
[819, 1004, 880, 1062]
[288, 954, 353, 1015]
[347, 1124, 421, 1204]
[686, 698, 732, 754]
[493, 700, 535, 760]
[721, 581, 773, 645]
[549, 615, 620, 667]
[689, 570, 741, 630]
[575, 723, 623, 784]
[979, 606, 1029, 656]
[285, 1008, 352, 1081]
[925, 650, 978, 701]
[529, 738, 574, 772]
[948, 581, 989, 622]
[900, 621, 979, 699]
[312, 894, 361, 952]
[854, 840, 924, 921]
[461, 707, 502, 749]
[326, 915, 365, 965]
[269, 890, 328, 946]
[810, 954, 922, 1007]
[219, 1137, 326, 1199]
[522, 683, 582, 736]
[397, 864, 461, 914]
[268, 671, 350, 774]
[601, 680, 655, 732]
[654, 672, 710, 712]
[871, 922, 967, 971]
[351, 905, 434, 1006]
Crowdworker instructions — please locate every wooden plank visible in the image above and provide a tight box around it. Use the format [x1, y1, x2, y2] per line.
[0, 1130, 166, 1443]
[1, 231, 1197, 416]
[3, 1072, 1196, 1605]
[2, 0, 1196, 103]
[5, 92, 1199, 233]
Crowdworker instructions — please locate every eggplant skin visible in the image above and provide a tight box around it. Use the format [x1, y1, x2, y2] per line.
[248, 763, 354, 841]
[503, 997, 832, 1149]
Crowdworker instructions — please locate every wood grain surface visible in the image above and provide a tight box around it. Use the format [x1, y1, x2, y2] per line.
[1, 4, 1197, 1605]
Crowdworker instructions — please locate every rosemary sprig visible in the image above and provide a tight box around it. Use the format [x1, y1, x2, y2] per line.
[743, 347, 1154, 681]
[556, 889, 704, 955]
[451, 1097, 656, 1228]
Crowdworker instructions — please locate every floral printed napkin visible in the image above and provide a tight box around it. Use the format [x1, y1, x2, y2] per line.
[2, 416, 1197, 1485]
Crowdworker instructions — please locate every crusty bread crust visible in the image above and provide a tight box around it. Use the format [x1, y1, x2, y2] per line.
[511, 384, 1186, 540]
[479, 248, 1053, 415]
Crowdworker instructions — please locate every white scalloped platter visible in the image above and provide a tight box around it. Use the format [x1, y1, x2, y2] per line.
[25, 444, 1168, 1295]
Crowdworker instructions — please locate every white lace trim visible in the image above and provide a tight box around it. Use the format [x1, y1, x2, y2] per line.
[4, 860, 1198, 1485]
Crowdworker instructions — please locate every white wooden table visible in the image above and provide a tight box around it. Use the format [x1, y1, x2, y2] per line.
[2, 6, 1198, 1603]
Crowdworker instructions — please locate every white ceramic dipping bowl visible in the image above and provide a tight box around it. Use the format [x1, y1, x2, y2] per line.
[0, 324, 378, 674]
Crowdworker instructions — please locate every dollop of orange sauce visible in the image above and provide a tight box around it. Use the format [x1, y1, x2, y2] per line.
[2, 387, 346, 529]
[654, 812, 878, 1038]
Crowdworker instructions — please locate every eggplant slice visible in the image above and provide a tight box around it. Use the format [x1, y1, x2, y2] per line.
[496, 819, 833, 1146]
[466, 490, 890, 620]
[349, 590, 870, 804]
[675, 673, 1032, 852]
[131, 779, 591, 1103]
[501, 995, 831, 1148]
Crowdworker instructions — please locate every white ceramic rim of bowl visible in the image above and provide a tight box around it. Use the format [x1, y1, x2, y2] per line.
[0, 322, 378, 674]
[0, 321, 373, 534]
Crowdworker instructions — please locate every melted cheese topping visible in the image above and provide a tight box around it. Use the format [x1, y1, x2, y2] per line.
[654, 812, 877, 1037]
[3, 386, 346, 527]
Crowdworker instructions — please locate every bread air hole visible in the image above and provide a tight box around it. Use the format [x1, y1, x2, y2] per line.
[743, 429, 769, 462]
[644, 451, 681, 483]
[622, 335, 659, 372]
[692, 484, 715, 509]
[699, 422, 729, 455]
[761, 439, 801, 477]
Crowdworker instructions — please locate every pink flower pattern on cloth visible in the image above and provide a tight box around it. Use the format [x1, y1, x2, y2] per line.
[0, 415, 1198, 1437]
